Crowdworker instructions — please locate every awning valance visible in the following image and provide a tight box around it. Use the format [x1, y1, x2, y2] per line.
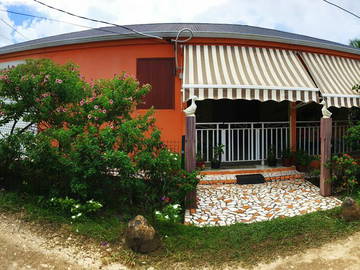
[301, 52, 360, 108]
[182, 45, 319, 103]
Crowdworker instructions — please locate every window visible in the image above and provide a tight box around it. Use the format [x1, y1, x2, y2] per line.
[136, 58, 175, 109]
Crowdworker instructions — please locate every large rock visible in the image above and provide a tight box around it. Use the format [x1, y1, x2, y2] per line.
[340, 197, 360, 222]
[125, 215, 160, 253]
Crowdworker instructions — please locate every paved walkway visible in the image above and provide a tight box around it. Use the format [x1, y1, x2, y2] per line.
[184, 179, 342, 226]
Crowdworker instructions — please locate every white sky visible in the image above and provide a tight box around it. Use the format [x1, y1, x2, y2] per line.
[0, 0, 359, 47]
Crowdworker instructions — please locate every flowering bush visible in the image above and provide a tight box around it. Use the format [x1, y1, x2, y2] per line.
[0, 59, 198, 212]
[154, 203, 182, 223]
[330, 154, 360, 195]
[50, 197, 103, 220]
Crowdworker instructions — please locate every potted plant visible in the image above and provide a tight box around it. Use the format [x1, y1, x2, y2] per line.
[281, 148, 295, 167]
[267, 146, 277, 167]
[309, 155, 320, 169]
[211, 144, 224, 169]
[294, 150, 314, 172]
[196, 153, 206, 170]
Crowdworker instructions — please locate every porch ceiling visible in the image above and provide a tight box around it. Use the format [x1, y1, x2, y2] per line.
[182, 44, 320, 103]
[301, 52, 360, 108]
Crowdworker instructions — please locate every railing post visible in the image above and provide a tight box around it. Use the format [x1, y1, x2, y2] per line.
[289, 102, 297, 152]
[261, 123, 265, 165]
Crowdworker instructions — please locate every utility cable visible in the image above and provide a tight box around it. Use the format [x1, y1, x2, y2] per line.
[0, 18, 28, 40]
[321, 0, 360, 20]
[0, 9, 152, 37]
[32, 0, 163, 40]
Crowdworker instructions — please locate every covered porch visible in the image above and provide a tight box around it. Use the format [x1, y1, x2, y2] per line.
[182, 44, 360, 199]
[195, 99, 351, 165]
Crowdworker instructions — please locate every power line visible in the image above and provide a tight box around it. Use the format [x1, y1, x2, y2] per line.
[0, 18, 29, 40]
[0, 8, 99, 30]
[321, 0, 360, 20]
[32, 0, 163, 40]
[0, 8, 149, 37]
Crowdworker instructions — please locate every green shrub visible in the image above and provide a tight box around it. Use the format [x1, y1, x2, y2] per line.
[155, 203, 182, 223]
[0, 59, 199, 213]
[330, 154, 360, 195]
[50, 197, 103, 220]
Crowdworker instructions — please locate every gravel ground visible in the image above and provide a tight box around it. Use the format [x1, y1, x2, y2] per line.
[0, 212, 127, 270]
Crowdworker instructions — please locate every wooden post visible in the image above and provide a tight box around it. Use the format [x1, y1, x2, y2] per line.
[185, 115, 196, 172]
[320, 117, 332, 196]
[184, 96, 198, 210]
[289, 102, 297, 152]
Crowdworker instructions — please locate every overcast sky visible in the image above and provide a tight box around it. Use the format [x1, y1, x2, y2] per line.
[0, 0, 359, 47]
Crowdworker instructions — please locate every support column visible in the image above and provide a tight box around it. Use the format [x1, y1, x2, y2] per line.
[184, 96, 198, 210]
[320, 117, 332, 196]
[289, 102, 297, 152]
[185, 115, 196, 172]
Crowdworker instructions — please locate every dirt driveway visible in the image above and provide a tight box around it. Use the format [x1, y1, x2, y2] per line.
[254, 232, 360, 270]
[1, 210, 360, 270]
[0, 212, 127, 270]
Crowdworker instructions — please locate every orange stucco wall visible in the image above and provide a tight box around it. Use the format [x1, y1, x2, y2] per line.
[0, 39, 185, 152]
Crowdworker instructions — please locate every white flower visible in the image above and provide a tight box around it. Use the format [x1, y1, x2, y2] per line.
[77, 213, 82, 217]
[71, 215, 76, 219]
[173, 204, 180, 209]
[164, 215, 169, 220]
[75, 204, 80, 209]
[155, 211, 161, 215]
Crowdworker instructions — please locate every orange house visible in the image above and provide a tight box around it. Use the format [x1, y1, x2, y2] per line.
[1, 23, 360, 167]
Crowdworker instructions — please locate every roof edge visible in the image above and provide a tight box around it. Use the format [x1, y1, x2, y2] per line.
[1, 31, 360, 56]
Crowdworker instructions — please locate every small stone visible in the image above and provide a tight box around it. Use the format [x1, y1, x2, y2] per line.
[125, 215, 161, 253]
[341, 197, 360, 222]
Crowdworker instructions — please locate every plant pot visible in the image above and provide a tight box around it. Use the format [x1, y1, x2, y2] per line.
[296, 164, 308, 172]
[196, 161, 206, 170]
[310, 160, 320, 169]
[211, 160, 221, 169]
[267, 159, 277, 167]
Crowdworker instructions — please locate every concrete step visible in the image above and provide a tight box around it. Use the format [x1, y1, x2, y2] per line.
[198, 167, 305, 185]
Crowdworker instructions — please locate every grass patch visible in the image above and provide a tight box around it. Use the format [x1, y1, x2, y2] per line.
[1, 190, 360, 268]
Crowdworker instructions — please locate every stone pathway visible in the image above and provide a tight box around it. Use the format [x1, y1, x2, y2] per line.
[184, 179, 342, 227]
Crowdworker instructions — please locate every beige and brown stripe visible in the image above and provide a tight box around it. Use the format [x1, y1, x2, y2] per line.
[182, 45, 319, 103]
[301, 52, 360, 108]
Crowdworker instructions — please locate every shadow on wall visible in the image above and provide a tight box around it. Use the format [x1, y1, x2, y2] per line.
[196, 99, 354, 123]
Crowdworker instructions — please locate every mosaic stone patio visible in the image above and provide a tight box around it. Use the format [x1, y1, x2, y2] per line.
[184, 179, 342, 227]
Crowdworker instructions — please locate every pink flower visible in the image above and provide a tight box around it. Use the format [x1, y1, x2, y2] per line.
[102, 109, 107, 114]
[79, 100, 85, 106]
[35, 98, 40, 102]
[87, 114, 92, 119]
[94, 105, 99, 110]
[94, 117, 98, 121]
[109, 99, 113, 105]
[55, 79, 63, 84]
[31, 74, 35, 79]
[15, 87, 19, 91]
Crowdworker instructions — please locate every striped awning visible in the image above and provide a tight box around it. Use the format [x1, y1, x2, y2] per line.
[301, 52, 360, 108]
[182, 45, 319, 103]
